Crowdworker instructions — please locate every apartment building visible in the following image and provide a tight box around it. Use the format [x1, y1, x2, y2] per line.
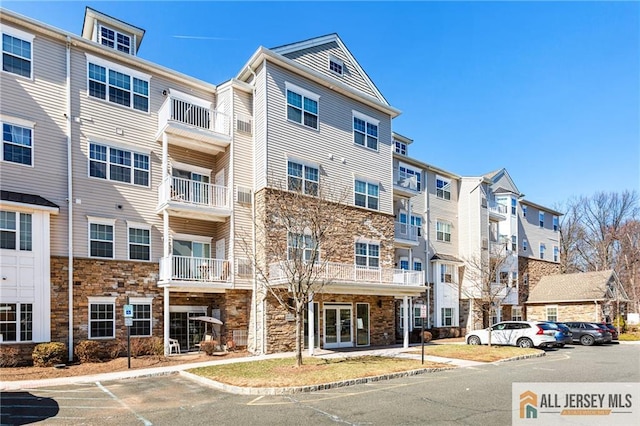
[0, 7, 427, 360]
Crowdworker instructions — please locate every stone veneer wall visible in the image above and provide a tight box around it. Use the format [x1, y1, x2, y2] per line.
[519, 257, 561, 318]
[527, 302, 604, 323]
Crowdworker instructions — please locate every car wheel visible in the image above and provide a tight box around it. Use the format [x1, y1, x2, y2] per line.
[517, 338, 533, 348]
[468, 336, 481, 345]
[580, 335, 595, 346]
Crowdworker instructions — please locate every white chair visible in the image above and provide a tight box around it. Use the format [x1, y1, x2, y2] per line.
[168, 338, 181, 355]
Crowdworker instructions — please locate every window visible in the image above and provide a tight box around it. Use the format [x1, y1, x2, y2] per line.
[288, 232, 318, 262]
[99, 25, 132, 54]
[89, 218, 115, 258]
[511, 235, 517, 251]
[87, 55, 149, 112]
[286, 83, 318, 129]
[413, 305, 425, 328]
[130, 298, 152, 337]
[553, 215, 559, 232]
[511, 271, 518, 287]
[128, 225, 150, 261]
[411, 215, 422, 237]
[511, 198, 517, 215]
[398, 165, 421, 191]
[399, 258, 409, 270]
[436, 176, 451, 200]
[436, 221, 451, 242]
[2, 123, 33, 166]
[413, 259, 423, 271]
[539, 212, 545, 228]
[354, 180, 379, 210]
[554, 246, 559, 262]
[2, 27, 33, 78]
[441, 308, 453, 326]
[440, 264, 453, 283]
[328, 55, 343, 75]
[539, 243, 546, 260]
[287, 160, 319, 196]
[0, 211, 31, 251]
[355, 241, 379, 268]
[523, 239, 528, 252]
[0, 303, 33, 342]
[546, 306, 558, 322]
[89, 143, 149, 186]
[394, 140, 407, 155]
[512, 306, 523, 321]
[499, 272, 509, 285]
[522, 205, 527, 217]
[89, 298, 115, 339]
[353, 112, 378, 150]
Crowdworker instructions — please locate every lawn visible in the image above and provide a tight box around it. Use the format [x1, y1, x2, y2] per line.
[408, 344, 542, 362]
[619, 332, 640, 341]
[188, 356, 450, 387]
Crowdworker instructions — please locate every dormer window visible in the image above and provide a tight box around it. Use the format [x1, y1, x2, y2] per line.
[394, 140, 407, 155]
[100, 25, 132, 54]
[328, 55, 344, 76]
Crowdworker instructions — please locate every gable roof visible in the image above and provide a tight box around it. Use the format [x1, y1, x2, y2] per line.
[484, 168, 521, 196]
[271, 33, 389, 106]
[526, 270, 629, 304]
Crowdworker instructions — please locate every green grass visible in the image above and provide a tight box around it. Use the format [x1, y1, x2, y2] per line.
[408, 344, 542, 362]
[619, 332, 640, 341]
[188, 356, 450, 387]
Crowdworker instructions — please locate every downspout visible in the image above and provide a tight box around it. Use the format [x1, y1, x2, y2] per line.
[425, 176, 430, 328]
[246, 64, 259, 354]
[260, 58, 268, 355]
[65, 36, 74, 362]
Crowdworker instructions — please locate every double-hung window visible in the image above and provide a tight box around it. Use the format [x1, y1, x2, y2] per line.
[394, 140, 407, 155]
[129, 297, 153, 337]
[545, 305, 558, 322]
[440, 264, 453, 283]
[411, 215, 422, 237]
[436, 176, 451, 200]
[128, 223, 150, 261]
[353, 111, 378, 150]
[553, 215, 559, 232]
[554, 246, 559, 262]
[2, 26, 33, 79]
[89, 217, 115, 258]
[99, 25, 132, 54]
[0, 303, 33, 342]
[413, 259, 423, 271]
[89, 142, 149, 186]
[285, 83, 318, 129]
[88, 297, 116, 339]
[539, 243, 546, 260]
[522, 205, 527, 217]
[539, 212, 545, 228]
[2, 122, 33, 166]
[0, 210, 32, 251]
[287, 232, 318, 262]
[355, 241, 379, 268]
[523, 239, 528, 252]
[398, 164, 421, 191]
[354, 179, 379, 210]
[436, 221, 451, 243]
[287, 160, 319, 196]
[511, 198, 517, 215]
[87, 55, 149, 112]
[441, 308, 454, 326]
[511, 235, 517, 251]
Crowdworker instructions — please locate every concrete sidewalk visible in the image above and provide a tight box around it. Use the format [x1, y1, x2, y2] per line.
[0, 344, 483, 392]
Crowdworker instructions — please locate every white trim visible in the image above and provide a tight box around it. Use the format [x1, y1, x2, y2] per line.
[172, 233, 212, 244]
[0, 115, 36, 129]
[87, 136, 152, 155]
[170, 160, 212, 177]
[87, 216, 116, 226]
[328, 54, 344, 76]
[285, 154, 319, 170]
[1, 24, 35, 43]
[168, 88, 212, 109]
[168, 305, 207, 313]
[352, 110, 380, 126]
[354, 237, 380, 245]
[285, 81, 320, 102]
[85, 53, 151, 82]
[129, 296, 154, 304]
[352, 174, 380, 186]
[87, 296, 116, 340]
[125, 220, 149, 229]
[88, 296, 117, 304]
[127, 222, 151, 262]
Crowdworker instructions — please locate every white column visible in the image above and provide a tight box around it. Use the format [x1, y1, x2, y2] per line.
[403, 296, 409, 348]
[308, 295, 315, 356]
[164, 286, 170, 356]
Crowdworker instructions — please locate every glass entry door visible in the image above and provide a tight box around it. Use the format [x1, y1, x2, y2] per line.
[169, 311, 205, 352]
[324, 305, 353, 349]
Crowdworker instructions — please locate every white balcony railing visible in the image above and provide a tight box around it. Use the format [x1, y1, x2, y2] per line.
[160, 255, 230, 282]
[158, 176, 228, 209]
[268, 261, 424, 286]
[394, 222, 419, 243]
[488, 201, 508, 215]
[158, 95, 230, 136]
[490, 283, 518, 305]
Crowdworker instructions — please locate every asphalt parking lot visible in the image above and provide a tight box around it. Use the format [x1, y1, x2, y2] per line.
[1, 343, 638, 425]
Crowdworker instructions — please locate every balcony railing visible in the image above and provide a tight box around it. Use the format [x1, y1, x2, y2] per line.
[394, 222, 420, 243]
[490, 283, 518, 305]
[158, 95, 230, 136]
[488, 201, 508, 217]
[393, 171, 420, 193]
[268, 261, 424, 286]
[158, 176, 228, 209]
[160, 255, 230, 282]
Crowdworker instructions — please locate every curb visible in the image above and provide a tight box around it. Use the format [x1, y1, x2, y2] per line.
[180, 366, 456, 395]
[493, 351, 546, 364]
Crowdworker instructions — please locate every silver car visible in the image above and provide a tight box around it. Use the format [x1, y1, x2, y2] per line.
[465, 321, 558, 348]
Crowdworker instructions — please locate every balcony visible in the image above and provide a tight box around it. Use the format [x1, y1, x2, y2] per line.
[394, 222, 420, 246]
[157, 93, 231, 155]
[490, 283, 518, 305]
[157, 176, 231, 221]
[488, 201, 508, 221]
[393, 172, 420, 198]
[268, 261, 425, 288]
[159, 255, 232, 291]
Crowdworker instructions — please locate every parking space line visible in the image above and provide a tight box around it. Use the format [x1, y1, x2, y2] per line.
[96, 382, 153, 426]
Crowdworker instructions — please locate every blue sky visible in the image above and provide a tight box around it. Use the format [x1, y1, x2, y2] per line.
[5, 1, 639, 208]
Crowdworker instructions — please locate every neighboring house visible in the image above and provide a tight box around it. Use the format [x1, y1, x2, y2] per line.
[525, 270, 630, 323]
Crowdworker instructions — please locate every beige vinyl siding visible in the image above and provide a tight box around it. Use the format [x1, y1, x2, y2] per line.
[428, 170, 459, 257]
[281, 41, 378, 99]
[0, 23, 69, 256]
[253, 63, 267, 190]
[263, 63, 394, 214]
[518, 204, 560, 262]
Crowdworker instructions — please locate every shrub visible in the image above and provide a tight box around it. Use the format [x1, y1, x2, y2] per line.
[0, 346, 19, 367]
[422, 331, 433, 343]
[200, 340, 219, 355]
[129, 337, 165, 357]
[613, 316, 626, 333]
[75, 340, 104, 363]
[32, 342, 67, 367]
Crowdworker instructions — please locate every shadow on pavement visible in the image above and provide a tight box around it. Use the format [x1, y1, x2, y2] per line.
[0, 391, 59, 425]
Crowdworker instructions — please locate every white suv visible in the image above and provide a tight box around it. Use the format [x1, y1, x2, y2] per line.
[465, 321, 558, 348]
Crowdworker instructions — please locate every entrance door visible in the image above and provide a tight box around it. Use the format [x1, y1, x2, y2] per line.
[324, 305, 353, 349]
[169, 311, 205, 351]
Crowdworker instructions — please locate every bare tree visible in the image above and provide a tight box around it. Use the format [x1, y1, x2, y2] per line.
[618, 220, 640, 314]
[239, 178, 350, 366]
[461, 239, 517, 346]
